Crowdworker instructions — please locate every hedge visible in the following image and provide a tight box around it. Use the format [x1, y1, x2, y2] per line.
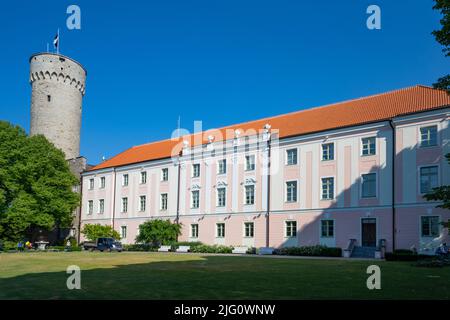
[275, 245, 342, 257]
[385, 250, 430, 261]
[123, 244, 159, 252]
[190, 244, 234, 254]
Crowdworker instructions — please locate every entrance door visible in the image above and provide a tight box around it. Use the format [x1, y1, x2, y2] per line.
[362, 218, 376, 247]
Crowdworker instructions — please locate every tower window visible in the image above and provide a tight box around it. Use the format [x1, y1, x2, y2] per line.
[47, 95, 51, 102]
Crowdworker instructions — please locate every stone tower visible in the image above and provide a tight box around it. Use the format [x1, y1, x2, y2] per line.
[29, 53, 86, 160]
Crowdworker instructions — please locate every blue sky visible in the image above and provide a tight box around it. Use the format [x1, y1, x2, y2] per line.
[0, 0, 448, 164]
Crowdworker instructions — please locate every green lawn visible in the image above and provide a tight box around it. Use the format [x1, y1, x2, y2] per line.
[0, 252, 448, 299]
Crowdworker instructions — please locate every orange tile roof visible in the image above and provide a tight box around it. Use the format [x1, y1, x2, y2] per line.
[90, 85, 450, 171]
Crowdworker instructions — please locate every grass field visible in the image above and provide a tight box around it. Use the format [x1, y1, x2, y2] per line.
[0, 252, 449, 299]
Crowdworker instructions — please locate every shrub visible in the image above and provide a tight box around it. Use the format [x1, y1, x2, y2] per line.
[0, 240, 19, 251]
[47, 246, 82, 252]
[135, 219, 182, 246]
[123, 244, 158, 252]
[190, 244, 234, 254]
[81, 224, 120, 241]
[167, 241, 203, 251]
[275, 245, 342, 257]
[385, 250, 430, 261]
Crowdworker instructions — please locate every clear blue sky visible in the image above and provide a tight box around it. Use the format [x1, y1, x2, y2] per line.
[0, 0, 448, 164]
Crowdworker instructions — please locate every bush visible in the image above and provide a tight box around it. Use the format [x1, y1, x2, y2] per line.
[190, 244, 234, 254]
[385, 250, 430, 261]
[167, 241, 203, 251]
[136, 219, 181, 246]
[123, 244, 158, 252]
[275, 245, 342, 257]
[47, 246, 82, 252]
[81, 224, 120, 241]
[0, 240, 19, 251]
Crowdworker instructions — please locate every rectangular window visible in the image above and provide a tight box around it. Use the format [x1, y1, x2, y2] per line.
[161, 168, 169, 181]
[191, 224, 199, 238]
[286, 149, 298, 165]
[244, 222, 254, 238]
[321, 177, 335, 200]
[245, 155, 255, 171]
[217, 187, 226, 207]
[218, 159, 227, 174]
[191, 190, 200, 209]
[216, 223, 225, 238]
[100, 177, 106, 189]
[121, 197, 128, 213]
[420, 166, 439, 194]
[321, 220, 334, 238]
[361, 137, 376, 156]
[140, 171, 147, 184]
[88, 200, 93, 215]
[139, 195, 146, 212]
[245, 185, 255, 205]
[322, 143, 334, 161]
[121, 226, 127, 239]
[192, 164, 200, 178]
[420, 125, 438, 147]
[285, 221, 297, 238]
[123, 174, 129, 187]
[421, 216, 440, 237]
[89, 178, 94, 190]
[361, 173, 377, 198]
[99, 199, 105, 214]
[286, 181, 298, 202]
[160, 193, 168, 210]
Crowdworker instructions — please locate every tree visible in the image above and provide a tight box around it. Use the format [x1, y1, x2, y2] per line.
[424, 154, 450, 215]
[135, 219, 182, 245]
[81, 224, 120, 241]
[432, 0, 450, 93]
[0, 121, 80, 241]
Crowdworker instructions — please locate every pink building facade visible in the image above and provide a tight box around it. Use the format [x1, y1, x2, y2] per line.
[80, 87, 450, 255]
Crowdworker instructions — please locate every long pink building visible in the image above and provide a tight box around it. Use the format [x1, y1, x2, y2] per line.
[80, 85, 450, 257]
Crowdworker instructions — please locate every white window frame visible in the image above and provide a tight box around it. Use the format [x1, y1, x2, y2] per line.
[321, 176, 335, 200]
[160, 193, 168, 211]
[244, 222, 254, 238]
[191, 190, 200, 209]
[122, 174, 129, 187]
[286, 148, 298, 165]
[120, 226, 127, 239]
[285, 220, 297, 238]
[100, 176, 106, 189]
[89, 178, 94, 190]
[320, 219, 335, 238]
[192, 163, 201, 178]
[191, 224, 199, 238]
[419, 124, 438, 148]
[217, 159, 227, 175]
[140, 171, 147, 184]
[216, 187, 226, 207]
[420, 215, 441, 238]
[139, 195, 146, 212]
[285, 180, 298, 203]
[87, 200, 93, 215]
[245, 154, 256, 171]
[321, 143, 335, 161]
[244, 184, 255, 205]
[360, 172, 377, 199]
[361, 136, 376, 156]
[161, 168, 169, 181]
[121, 197, 128, 213]
[216, 223, 225, 238]
[98, 199, 105, 214]
[418, 165, 440, 195]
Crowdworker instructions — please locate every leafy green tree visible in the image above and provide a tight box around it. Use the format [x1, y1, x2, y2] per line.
[432, 0, 450, 93]
[135, 219, 182, 245]
[0, 121, 79, 241]
[424, 154, 450, 215]
[81, 224, 120, 241]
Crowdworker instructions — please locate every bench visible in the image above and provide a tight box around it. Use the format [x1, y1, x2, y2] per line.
[158, 245, 171, 252]
[232, 246, 248, 254]
[176, 246, 190, 253]
[258, 247, 275, 255]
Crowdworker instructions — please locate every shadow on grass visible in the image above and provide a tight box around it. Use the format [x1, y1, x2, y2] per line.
[1, 252, 450, 300]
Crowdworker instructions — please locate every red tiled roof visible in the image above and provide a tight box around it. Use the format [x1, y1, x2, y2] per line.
[90, 85, 450, 171]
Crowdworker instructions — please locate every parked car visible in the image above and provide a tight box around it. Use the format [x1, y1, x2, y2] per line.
[83, 238, 123, 252]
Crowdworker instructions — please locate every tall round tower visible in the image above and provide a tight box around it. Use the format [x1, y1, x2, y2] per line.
[29, 53, 87, 160]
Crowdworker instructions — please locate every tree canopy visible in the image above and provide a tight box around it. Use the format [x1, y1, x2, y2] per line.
[0, 121, 79, 241]
[81, 224, 121, 241]
[135, 219, 182, 245]
[432, 0, 450, 93]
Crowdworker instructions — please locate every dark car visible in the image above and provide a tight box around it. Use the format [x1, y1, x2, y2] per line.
[83, 237, 123, 252]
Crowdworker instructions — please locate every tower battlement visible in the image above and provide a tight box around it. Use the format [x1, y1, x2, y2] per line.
[29, 53, 87, 160]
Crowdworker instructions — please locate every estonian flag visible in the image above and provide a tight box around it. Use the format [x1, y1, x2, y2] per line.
[53, 33, 59, 49]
